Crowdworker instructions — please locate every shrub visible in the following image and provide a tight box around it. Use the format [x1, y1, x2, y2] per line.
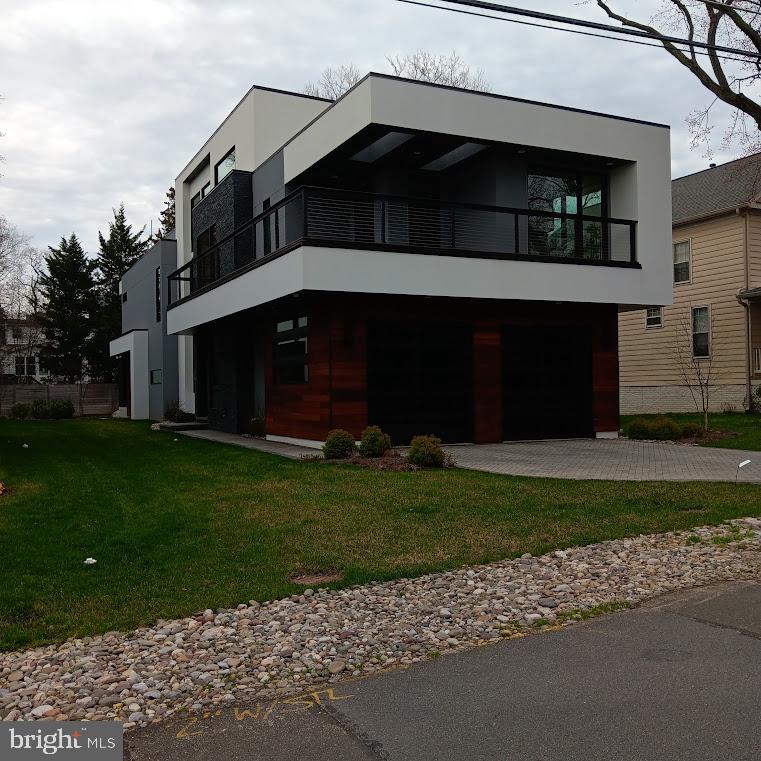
[751, 385, 761, 414]
[624, 417, 652, 439]
[407, 434, 446, 468]
[10, 403, 30, 420]
[49, 399, 75, 419]
[30, 400, 50, 420]
[648, 416, 683, 440]
[322, 429, 356, 459]
[164, 402, 195, 423]
[680, 421, 704, 439]
[358, 425, 392, 458]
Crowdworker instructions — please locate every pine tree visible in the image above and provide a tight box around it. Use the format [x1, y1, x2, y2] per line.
[156, 186, 175, 239]
[89, 204, 149, 381]
[38, 234, 96, 383]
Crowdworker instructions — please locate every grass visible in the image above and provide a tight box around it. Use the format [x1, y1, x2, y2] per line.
[1, 419, 761, 651]
[622, 412, 761, 451]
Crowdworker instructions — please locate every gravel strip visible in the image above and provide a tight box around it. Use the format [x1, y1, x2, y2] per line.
[2, 518, 761, 728]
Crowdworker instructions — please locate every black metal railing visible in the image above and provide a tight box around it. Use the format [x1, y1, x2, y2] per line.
[168, 186, 637, 305]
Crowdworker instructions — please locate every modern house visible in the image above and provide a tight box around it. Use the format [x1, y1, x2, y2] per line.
[620, 153, 761, 414]
[123, 74, 672, 443]
[109, 234, 179, 420]
[0, 318, 49, 383]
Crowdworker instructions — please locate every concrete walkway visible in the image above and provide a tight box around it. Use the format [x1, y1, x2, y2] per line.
[445, 438, 761, 483]
[178, 430, 316, 459]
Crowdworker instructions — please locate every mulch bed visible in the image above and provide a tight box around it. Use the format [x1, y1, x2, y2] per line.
[320, 451, 421, 471]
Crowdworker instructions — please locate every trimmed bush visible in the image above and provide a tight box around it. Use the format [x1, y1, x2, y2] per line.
[49, 399, 75, 420]
[358, 425, 392, 458]
[680, 421, 704, 439]
[624, 417, 652, 439]
[30, 400, 50, 420]
[10, 403, 30, 420]
[322, 429, 356, 459]
[648, 416, 683, 440]
[164, 402, 195, 423]
[406, 434, 446, 468]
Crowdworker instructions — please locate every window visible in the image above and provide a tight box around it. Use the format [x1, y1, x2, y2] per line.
[15, 356, 35, 376]
[273, 316, 308, 384]
[155, 267, 161, 322]
[11, 327, 22, 341]
[201, 182, 210, 199]
[645, 307, 662, 328]
[197, 224, 216, 255]
[191, 191, 201, 209]
[215, 147, 235, 184]
[692, 306, 710, 357]
[527, 170, 607, 259]
[674, 240, 690, 283]
[150, 369, 163, 385]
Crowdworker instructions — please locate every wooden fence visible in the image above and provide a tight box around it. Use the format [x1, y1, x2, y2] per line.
[0, 384, 119, 417]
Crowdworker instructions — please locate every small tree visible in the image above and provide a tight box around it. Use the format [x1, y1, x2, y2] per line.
[90, 204, 149, 381]
[673, 308, 716, 431]
[156, 186, 175, 239]
[37, 234, 96, 383]
[304, 64, 361, 99]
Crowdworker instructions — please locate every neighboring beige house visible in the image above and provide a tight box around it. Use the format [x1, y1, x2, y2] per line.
[620, 153, 761, 413]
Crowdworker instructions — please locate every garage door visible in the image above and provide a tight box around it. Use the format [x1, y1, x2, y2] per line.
[367, 322, 473, 445]
[502, 324, 593, 440]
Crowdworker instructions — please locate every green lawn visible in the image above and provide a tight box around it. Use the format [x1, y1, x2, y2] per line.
[622, 412, 761, 451]
[1, 419, 761, 651]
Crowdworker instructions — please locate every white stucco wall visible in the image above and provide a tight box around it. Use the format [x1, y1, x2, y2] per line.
[109, 330, 149, 420]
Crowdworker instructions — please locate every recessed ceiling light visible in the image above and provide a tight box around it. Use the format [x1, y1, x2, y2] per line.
[517, 149, 527, 155]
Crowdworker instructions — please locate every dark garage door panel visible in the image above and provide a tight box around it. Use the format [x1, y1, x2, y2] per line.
[367, 322, 473, 444]
[502, 325, 593, 440]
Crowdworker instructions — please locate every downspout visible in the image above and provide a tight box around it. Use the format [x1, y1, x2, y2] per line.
[736, 207, 753, 410]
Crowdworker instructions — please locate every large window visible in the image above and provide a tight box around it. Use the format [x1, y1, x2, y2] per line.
[215, 147, 235, 184]
[273, 316, 308, 384]
[196, 225, 217, 289]
[646, 307, 662, 328]
[15, 356, 36, 376]
[674, 240, 691, 284]
[527, 170, 607, 259]
[692, 306, 710, 357]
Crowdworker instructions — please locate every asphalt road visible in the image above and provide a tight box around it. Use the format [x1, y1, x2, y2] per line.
[126, 582, 761, 761]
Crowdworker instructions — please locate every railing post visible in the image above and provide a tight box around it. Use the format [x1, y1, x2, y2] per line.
[629, 222, 637, 263]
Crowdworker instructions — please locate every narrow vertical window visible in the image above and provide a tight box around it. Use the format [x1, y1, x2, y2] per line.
[674, 241, 690, 284]
[273, 316, 309, 384]
[692, 306, 710, 357]
[155, 266, 161, 322]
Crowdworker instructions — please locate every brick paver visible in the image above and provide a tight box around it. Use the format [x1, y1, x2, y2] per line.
[445, 439, 761, 483]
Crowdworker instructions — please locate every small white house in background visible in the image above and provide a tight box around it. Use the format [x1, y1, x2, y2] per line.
[0, 318, 49, 383]
[116, 73, 673, 439]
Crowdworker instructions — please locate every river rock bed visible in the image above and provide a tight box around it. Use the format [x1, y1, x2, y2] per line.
[2, 518, 761, 728]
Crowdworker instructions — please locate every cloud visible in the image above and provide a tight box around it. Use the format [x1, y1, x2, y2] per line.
[0, 0, 750, 252]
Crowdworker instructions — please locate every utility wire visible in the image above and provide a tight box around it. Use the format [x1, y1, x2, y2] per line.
[396, 0, 761, 62]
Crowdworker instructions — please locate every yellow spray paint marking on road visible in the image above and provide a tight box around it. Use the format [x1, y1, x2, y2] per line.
[174, 687, 353, 740]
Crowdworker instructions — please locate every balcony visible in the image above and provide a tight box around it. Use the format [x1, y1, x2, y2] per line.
[168, 186, 638, 306]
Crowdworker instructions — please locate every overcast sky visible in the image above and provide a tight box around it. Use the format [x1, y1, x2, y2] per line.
[0, 0, 748, 254]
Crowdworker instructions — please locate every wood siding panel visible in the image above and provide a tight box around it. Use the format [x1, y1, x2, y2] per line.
[473, 324, 502, 443]
[620, 214, 748, 388]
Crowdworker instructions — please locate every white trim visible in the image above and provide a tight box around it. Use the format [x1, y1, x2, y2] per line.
[109, 330, 150, 420]
[266, 434, 324, 450]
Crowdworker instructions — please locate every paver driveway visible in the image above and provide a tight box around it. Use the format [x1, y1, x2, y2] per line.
[445, 439, 761, 483]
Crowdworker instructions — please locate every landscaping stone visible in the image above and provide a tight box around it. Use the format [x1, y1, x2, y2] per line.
[1, 518, 761, 729]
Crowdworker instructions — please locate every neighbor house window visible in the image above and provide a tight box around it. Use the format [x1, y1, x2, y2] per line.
[692, 306, 710, 357]
[674, 240, 690, 283]
[15, 356, 35, 376]
[645, 307, 662, 328]
[273, 316, 308, 384]
[155, 267, 161, 322]
[215, 147, 235, 184]
[150, 369, 163, 385]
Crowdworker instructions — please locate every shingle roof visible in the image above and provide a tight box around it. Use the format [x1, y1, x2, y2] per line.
[673, 152, 761, 224]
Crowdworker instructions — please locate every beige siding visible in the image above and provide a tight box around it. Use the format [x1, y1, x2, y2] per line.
[748, 210, 761, 288]
[620, 214, 748, 396]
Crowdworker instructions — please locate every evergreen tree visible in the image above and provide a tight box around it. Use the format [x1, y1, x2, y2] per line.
[89, 204, 149, 381]
[38, 234, 96, 383]
[156, 186, 175, 239]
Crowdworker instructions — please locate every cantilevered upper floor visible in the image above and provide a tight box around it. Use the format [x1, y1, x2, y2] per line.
[167, 74, 672, 335]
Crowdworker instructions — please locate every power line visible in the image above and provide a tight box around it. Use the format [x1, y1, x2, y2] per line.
[396, 0, 761, 61]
